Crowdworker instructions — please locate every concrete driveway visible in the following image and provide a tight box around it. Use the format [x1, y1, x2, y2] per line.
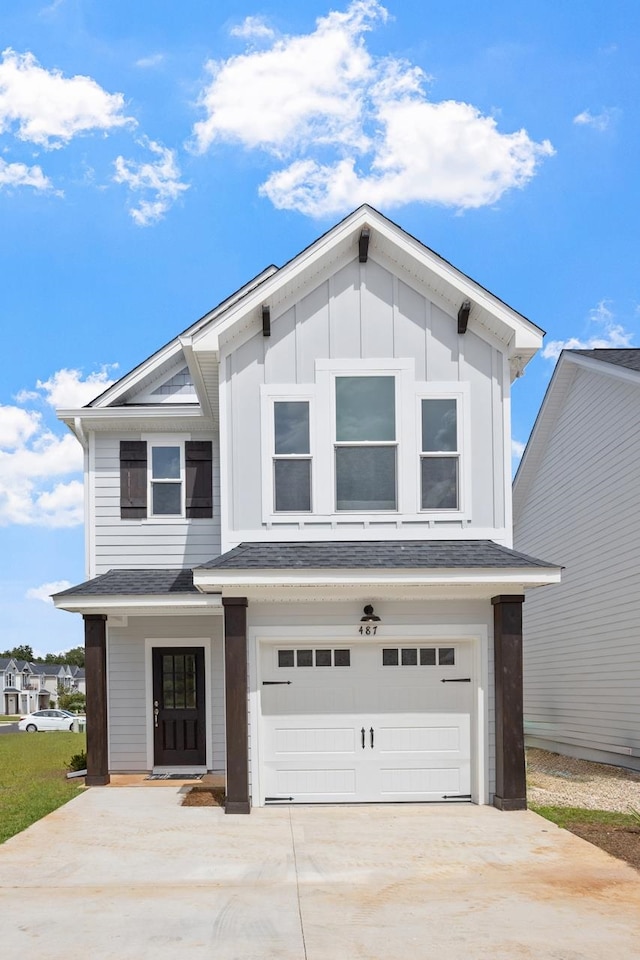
[2, 788, 640, 960]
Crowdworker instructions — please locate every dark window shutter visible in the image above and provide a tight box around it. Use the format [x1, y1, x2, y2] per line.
[120, 441, 147, 519]
[185, 441, 213, 519]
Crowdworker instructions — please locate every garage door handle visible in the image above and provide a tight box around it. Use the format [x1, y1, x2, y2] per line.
[361, 727, 365, 749]
[370, 727, 374, 749]
[441, 678, 471, 683]
[262, 681, 292, 685]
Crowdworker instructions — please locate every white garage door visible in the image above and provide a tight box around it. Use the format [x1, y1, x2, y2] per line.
[259, 641, 473, 804]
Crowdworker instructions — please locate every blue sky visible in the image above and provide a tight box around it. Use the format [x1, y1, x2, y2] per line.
[1, 0, 638, 655]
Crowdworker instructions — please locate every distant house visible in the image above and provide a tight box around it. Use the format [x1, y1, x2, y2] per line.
[53, 206, 560, 811]
[513, 348, 640, 771]
[1, 659, 85, 715]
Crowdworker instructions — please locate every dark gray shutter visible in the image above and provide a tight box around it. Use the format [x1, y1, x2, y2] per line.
[120, 441, 147, 519]
[185, 441, 213, 518]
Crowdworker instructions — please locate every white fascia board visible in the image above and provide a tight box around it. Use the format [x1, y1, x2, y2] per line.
[53, 594, 223, 614]
[193, 566, 561, 591]
[57, 405, 206, 433]
[193, 206, 543, 359]
[179, 335, 214, 418]
[563, 350, 640, 386]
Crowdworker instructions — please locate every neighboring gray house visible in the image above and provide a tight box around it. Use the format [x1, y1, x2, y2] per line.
[1, 659, 85, 715]
[53, 206, 559, 812]
[514, 348, 640, 771]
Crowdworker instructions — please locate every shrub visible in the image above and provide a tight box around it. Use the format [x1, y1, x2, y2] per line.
[67, 751, 87, 773]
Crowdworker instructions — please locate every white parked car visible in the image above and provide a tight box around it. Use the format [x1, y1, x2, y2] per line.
[19, 709, 86, 732]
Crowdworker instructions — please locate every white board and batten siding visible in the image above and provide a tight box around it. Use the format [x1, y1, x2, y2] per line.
[514, 365, 640, 770]
[107, 615, 225, 773]
[221, 256, 510, 549]
[91, 432, 221, 576]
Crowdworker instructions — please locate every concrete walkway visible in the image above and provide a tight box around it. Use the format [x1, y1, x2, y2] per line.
[2, 789, 640, 960]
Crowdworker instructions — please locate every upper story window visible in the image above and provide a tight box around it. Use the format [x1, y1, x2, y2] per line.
[261, 365, 470, 522]
[6, 672, 15, 688]
[150, 445, 184, 516]
[420, 398, 459, 510]
[120, 439, 213, 521]
[273, 401, 311, 512]
[335, 376, 397, 511]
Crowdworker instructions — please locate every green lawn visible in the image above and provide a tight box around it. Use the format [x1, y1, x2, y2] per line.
[530, 804, 639, 830]
[0, 732, 86, 844]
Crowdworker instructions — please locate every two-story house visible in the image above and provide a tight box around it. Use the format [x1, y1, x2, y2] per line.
[1, 658, 83, 714]
[54, 206, 560, 813]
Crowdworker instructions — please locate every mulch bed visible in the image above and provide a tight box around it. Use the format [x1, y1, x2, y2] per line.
[565, 823, 640, 872]
[182, 786, 225, 807]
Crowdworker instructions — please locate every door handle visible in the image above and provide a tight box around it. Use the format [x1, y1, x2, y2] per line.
[154, 707, 159, 729]
[361, 727, 365, 749]
[370, 727, 374, 749]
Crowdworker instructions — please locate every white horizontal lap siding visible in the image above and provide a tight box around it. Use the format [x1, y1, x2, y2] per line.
[92, 433, 221, 575]
[515, 368, 640, 766]
[226, 256, 506, 542]
[107, 616, 224, 773]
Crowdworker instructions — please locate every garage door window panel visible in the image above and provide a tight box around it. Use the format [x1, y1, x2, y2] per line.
[276, 648, 351, 668]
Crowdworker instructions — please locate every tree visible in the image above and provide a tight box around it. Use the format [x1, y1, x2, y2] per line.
[0, 644, 34, 661]
[57, 688, 86, 713]
[62, 646, 85, 668]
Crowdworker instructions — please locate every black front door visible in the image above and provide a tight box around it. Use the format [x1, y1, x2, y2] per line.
[152, 647, 206, 766]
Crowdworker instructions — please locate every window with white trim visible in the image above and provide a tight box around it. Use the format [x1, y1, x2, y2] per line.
[273, 401, 312, 512]
[149, 444, 184, 516]
[334, 376, 397, 511]
[420, 398, 459, 510]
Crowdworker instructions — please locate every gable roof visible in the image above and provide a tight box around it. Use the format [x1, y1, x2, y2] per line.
[58, 206, 545, 440]
[514, 348, 640, 513]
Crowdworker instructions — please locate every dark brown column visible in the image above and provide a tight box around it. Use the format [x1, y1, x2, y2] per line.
[83, 614, 110, 786]
[492, 595, 526, 811]
[222, 597, 250, 814]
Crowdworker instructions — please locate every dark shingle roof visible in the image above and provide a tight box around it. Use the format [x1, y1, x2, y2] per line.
[570, 348, 640, 373]
[198, 540, 554, 570]
[53, 568, 199, 599]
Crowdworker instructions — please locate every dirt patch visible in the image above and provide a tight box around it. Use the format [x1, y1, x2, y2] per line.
[182, 786, 225, 807]
[564, 823, 640, 873]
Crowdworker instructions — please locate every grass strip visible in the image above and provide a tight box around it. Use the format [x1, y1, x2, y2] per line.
[530, 804, 638, 829]
[0, 731, 86, 844]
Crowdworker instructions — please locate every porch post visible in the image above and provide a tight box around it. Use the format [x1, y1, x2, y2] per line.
[83, 614, 110, 786]
[491, 595, 526, 811]
[222, 597, 250, 814]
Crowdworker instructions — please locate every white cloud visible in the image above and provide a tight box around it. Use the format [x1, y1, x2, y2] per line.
[542, 300, 635, 361]
[114, 138, 189, 225]
[0, 428, 83, 527]
[0, 48, 134, 148]
[1, 366, 117, 527]
[0, 406, 41, 448]
[512, 438, 525, 461]
[135, 53, 165, 69]
[193, 0, 553, 216]
[26, 580, 72, 603]
[31, 365, 117, 408]
[573, 108, 616, 132]
[230, 16, 276, 41]
[0, 157, 52, 190]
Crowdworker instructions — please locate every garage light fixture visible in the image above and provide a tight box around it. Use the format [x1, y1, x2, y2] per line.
[360, 604, 380, 622]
